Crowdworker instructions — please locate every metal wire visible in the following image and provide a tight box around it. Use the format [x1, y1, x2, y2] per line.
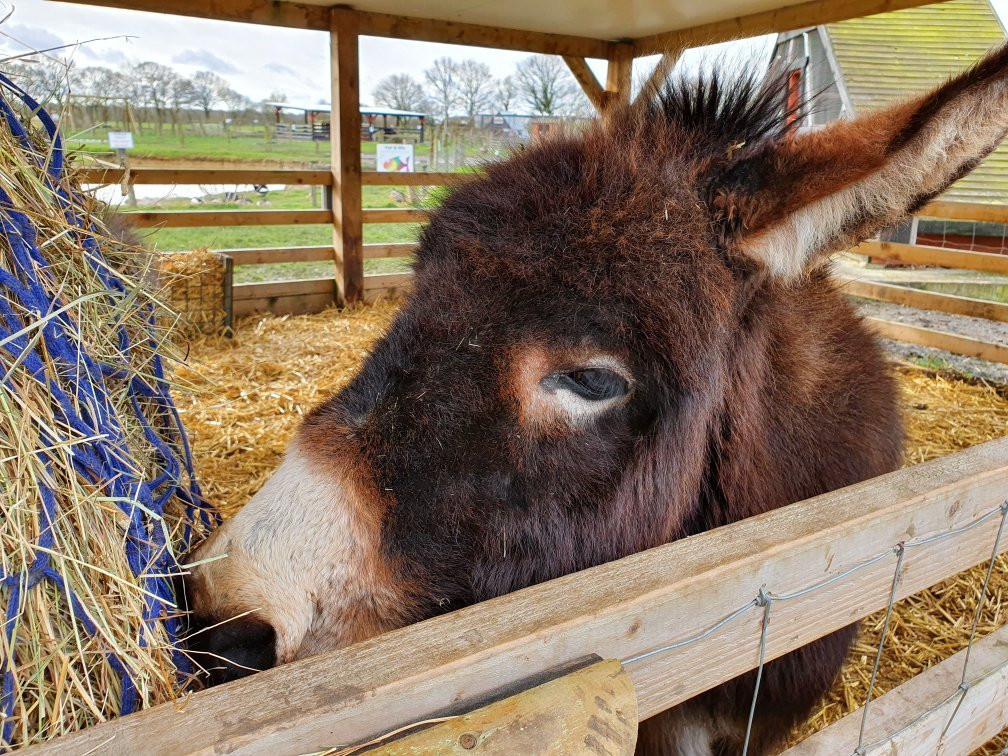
[741, 588, 773, 756]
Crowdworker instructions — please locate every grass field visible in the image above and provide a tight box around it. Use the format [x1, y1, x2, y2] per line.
[133, 185, 423, 282]
[74, 130, 433, 164]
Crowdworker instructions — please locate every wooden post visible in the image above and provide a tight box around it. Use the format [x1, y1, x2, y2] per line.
[330, 7, 364, 304]
[605, 42, 633, 106]
[563, 56, 606, 113]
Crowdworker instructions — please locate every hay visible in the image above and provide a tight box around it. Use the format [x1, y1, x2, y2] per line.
[157, 248, 229, 338]
[0, 78, 213, 747]
[178, 302, 1008, 752]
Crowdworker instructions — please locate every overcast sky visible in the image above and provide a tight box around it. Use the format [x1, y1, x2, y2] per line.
[2, 0, 1007, 106]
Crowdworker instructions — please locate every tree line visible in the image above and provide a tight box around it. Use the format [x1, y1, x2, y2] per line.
[372, 54, 592, 121]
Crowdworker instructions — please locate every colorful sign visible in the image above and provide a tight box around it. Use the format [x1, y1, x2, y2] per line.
[376, 143, 414, 173]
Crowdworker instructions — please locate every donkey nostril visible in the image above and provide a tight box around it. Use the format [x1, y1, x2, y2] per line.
[189, 616, 277, 686]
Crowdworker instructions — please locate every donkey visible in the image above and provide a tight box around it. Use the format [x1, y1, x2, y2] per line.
[186, 45, 1008, 754]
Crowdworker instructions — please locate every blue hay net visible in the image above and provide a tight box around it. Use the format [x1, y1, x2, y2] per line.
[0, 74, 217, 745]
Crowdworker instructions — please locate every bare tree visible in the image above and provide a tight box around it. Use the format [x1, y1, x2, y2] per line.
[423, 57, 460, 126]
[494, 75, 518, 112]
[456, 60, 493, 124]
[168, 76, 197, 137]
[191, 70, 228, 119]
[513, 55, 582, 115]
[131, 61, 176, 134]
[373, 73, 427, 112]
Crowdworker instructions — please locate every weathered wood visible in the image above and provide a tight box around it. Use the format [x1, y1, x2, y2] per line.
[921, 199, 1008, 224]
[563, 56, 607, 113]
[366, 659, 637, 755]
[331, 7, 364, 304]
[633, 0, 940, 55]
[363, 243, 417, 259]
[78, 167, 333, 186]
[126, 209, 329, 228]
[362, 208, 430, 224]
[221, 246, 334, 266]
[784, 623, 1008, 755]
[864, 317, 1008, 364]
[605, 42, 633, 106]
[839, 277, 1008, 323]
[854, 240, 1008, 275]
[232, 278, 337, 317]
[363, 272, 414, 303]
[30, 437, 1008, 756]
[356, 10, 612, 58]
[361, 171, 466, 186]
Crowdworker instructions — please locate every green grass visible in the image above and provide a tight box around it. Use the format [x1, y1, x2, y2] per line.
[133, 186, 424, 282]
[73, 130, 431, 163]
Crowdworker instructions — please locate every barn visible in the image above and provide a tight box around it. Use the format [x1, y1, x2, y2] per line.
[2, 0, 1008, 753]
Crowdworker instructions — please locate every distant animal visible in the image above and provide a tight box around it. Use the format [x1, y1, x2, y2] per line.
[186, 44, 1008, 754]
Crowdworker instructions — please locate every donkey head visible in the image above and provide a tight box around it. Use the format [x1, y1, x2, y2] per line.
[186, 46, 1008, 683]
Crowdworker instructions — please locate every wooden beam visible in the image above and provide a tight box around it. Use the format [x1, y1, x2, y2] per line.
[854, 240, 1008, 276]
[79, 167, 333, 186]
[633, 0, 942, 56]
[921, 199, 1008, 224]
[634, 51, 680, 104]
[31, 437, 1008, 755]
[126, 209, 329, 228]
[784, 623, 1008, 755]
[361, 171, 465, 186]
[220, 246, 334, 266]
[232, 278, 334, 300]
[864, 317, 1008, 365]
[355, 10, 612, 58]
[563, 56, 607, 113]
[232, 278, 337, 318]
[51, 0, 328, 30]
[605, 42, 633, 106]
[363, 243, 417, 259]
[839, 277, 1008, 323]
[363, 272, 414, 303]
[331, 7, 364, 305]
[362, 208, 429, 224]
[368, 658, 637, 754]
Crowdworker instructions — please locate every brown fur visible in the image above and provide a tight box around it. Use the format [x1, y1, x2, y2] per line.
[188, 44, 1008, 754]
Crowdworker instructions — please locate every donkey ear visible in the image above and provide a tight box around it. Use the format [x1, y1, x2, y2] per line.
[712, 43, 1008, 279]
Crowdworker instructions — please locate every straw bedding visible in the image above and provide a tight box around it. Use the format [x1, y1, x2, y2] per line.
[176, 300, 1008, 752]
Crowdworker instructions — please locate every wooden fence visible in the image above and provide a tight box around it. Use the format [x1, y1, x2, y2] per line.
[83, 168, 1008, 362]
[27, 435, 1008, 754]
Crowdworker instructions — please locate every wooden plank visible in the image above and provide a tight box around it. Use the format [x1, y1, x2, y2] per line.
[31, 437, 1008, 756]
[605, 42, 633, 106]
[367, 659, 637, 755]
[854, 240, 1008, 275]
[53, 0, 329, 30]
[362, 208, 430, 224]
[233, 278, 334, 300]
[563, 56, 607, 113]
[233, 292, 336, 318]
[633, 0, 940, 55]
[363, 272, 414, 303]
[864, 317, 1008, 365]
[331, 7, 364, 305]
[78, 168, 333, 186]
[361, 171, 466, 186]
[355, 10, 612, 58]
[363, 243, 417, 259]
[126, 209, 330, 228]
[839, 277, 1008, 323]
[784, 623, 1008, 755]
[220, 246, 334, 266]
[920, 199, 1008, 224]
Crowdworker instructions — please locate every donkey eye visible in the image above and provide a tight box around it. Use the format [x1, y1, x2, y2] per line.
[553, 369, 629, 401]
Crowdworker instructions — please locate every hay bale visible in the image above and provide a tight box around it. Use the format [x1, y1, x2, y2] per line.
[0, 75, 215, 746]
[157, 248, 231, 338]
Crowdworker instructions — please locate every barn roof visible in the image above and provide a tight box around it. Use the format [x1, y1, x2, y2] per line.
[825, 0, 1008, 203]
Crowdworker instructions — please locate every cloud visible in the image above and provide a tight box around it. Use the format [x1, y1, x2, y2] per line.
[264, 61, 298, 77]
[3, 23, 65, 53]
[171, 48, 238, 74]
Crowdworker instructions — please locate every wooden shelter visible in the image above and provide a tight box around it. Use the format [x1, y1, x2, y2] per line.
[56, 0, 947, 304]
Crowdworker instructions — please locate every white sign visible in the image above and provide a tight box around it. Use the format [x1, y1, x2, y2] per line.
[107, 131, 134, 150]
[376, 143, 414, 173]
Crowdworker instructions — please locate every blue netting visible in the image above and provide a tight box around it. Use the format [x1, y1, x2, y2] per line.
[0, 74, 217, 745]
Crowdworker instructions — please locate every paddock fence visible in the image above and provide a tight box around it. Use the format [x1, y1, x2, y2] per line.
[83, 167, 1008, 363]
[25, 435, 1008, 754]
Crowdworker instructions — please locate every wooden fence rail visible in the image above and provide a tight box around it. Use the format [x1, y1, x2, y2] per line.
[28, 437, 1008, 755]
